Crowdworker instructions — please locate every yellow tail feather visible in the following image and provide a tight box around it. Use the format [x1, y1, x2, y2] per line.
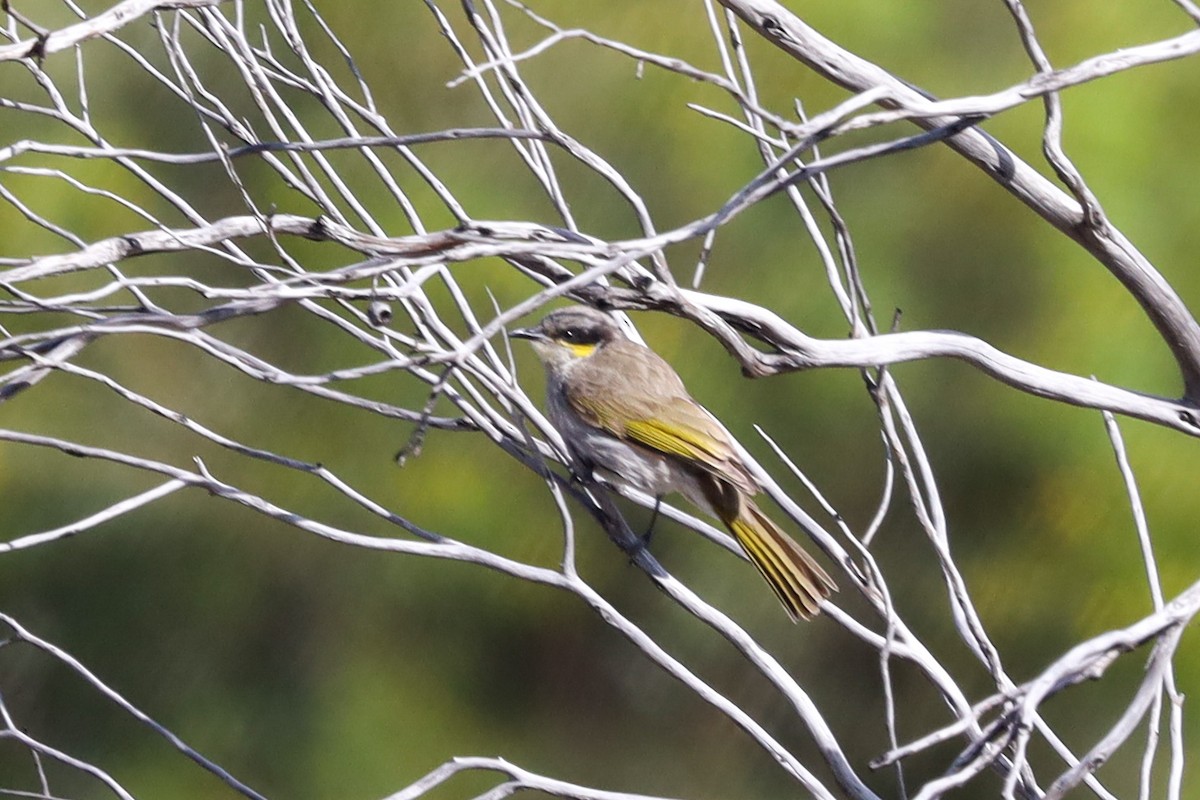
[727, 502, 836, 622]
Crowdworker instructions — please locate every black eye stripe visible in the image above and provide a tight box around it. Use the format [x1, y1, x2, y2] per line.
[550, 320, 604, 345]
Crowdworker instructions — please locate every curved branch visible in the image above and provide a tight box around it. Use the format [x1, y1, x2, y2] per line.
[383, 756, 683, 800]
[716, 0, 1200, 399]
[0, 613, 268, 800]
[8, 216, 1197, 437]
[602, 287, 1200, 437]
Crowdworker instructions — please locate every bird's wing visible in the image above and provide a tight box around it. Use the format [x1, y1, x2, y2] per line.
[565, 341, 756, 492]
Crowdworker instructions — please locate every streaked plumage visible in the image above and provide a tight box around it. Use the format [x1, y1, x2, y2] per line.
[512, 306, 836, 621]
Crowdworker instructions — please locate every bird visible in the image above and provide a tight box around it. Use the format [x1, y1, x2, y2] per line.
[511, 305, 835, 621]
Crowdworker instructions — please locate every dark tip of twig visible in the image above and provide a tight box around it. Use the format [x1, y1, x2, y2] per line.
[0, 381, 30, 401]
[395, 377, 452, 466]
[394, 425, 428, 466]
[394, 442, 421, 467]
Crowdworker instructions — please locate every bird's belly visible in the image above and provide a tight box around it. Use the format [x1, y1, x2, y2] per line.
[546, 388, 689, 497]
[580, 435, 685, 497]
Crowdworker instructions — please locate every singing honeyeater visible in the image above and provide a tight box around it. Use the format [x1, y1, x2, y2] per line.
[512, 305, 836, 621]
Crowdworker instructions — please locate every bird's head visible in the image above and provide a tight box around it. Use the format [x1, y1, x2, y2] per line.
[511, 306, 621, 372]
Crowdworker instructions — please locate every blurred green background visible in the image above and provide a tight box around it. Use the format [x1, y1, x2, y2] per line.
[2, 1, 1199, 798]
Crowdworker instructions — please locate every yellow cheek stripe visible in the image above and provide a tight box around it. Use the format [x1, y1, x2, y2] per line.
[566, 342, 598, 358]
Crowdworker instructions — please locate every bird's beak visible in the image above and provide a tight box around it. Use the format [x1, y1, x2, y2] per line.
[510, 326, 544, 341]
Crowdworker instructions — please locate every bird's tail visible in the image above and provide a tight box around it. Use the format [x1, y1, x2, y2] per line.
[726, 500, 836, 622]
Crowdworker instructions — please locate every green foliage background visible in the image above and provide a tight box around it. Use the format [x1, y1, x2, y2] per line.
[2, 1, 1199, 798]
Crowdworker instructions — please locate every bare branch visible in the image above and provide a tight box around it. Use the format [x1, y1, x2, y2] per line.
[2, 1, 1196, 797]
[716, 0, 1200, 398]
[0, 0, 222, 63]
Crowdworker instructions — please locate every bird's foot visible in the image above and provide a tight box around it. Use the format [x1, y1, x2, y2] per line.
[624, 495, 662, 565]
[640, 495, 663, 548]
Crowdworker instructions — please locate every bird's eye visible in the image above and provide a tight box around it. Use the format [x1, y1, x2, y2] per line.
[561, 328, 579, 342]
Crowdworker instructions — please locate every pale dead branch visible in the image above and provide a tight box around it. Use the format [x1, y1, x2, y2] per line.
[1, 1, 1196, 798]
